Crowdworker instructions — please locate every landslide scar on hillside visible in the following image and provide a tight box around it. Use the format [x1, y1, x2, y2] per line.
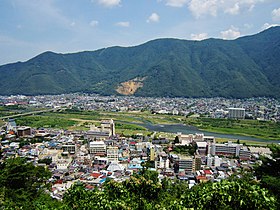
[116, 77, 146, 95]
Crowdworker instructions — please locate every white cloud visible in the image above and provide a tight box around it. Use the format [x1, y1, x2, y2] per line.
[220, 26, 241, 40]
[262, 23, 279, 30]
[272, 7, 280, 21]
[188, 0, 218, 18]
[188, 0, 265, 18]
[166, 0, 188, 7]
[147, 13, 160, 23]
[115, 21, 130, 27]
[190, 33, 208, 40]
[90, 20, 99, 27]
[225, 3, 240, 15]
[70, 21, 76, 27]
[96, 0, 121, 7]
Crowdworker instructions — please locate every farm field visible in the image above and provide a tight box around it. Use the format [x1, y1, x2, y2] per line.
[9, 109, 279, 142]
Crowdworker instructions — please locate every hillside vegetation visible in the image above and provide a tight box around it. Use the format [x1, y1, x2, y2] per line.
[0, 27, 280, 98]
[0, 156, 278, 209]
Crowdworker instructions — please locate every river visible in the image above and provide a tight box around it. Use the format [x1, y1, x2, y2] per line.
[136, 122, 280, 143]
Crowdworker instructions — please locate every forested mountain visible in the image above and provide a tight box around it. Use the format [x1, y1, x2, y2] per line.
[0, 26, 279, 98]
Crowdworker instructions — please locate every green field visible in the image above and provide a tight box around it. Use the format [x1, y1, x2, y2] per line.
[13, 110, 154, 135]
[7, 109, 280, 141]
[0, 105, 26, 117]
[15, 115, 76, 129]
[0, 105, 52, 118]
[215, 138, 269, 146]
[185, 118, 280, 141]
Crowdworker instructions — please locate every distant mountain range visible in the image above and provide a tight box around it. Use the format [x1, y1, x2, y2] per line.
[1, 26, 280, 98]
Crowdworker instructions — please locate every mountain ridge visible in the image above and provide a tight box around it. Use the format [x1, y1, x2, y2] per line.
[0, 27, 280, 98]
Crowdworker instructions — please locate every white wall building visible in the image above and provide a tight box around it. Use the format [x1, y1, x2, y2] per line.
[210, 141, 251, 159]
[228, 108, 245, 119]
[101, 119, 115, 137]
[178, 155, 194, 174]
[89, 141, 106, 156]
[107, 146, 119, 162]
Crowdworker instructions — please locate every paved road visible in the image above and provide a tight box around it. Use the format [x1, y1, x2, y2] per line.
[0, 108, 64, 120]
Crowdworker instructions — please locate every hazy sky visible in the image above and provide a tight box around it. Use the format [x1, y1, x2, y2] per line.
[0, 0, 280, 65]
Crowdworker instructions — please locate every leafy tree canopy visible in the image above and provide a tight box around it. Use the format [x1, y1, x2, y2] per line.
[0, 157, 54, 209]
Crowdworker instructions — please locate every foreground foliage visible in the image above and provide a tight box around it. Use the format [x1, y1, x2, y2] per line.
[0, 154, 278, 209]
[0, 157, 60, 209]
[254, 144, 280, 208]
[62, 170, 276, 210]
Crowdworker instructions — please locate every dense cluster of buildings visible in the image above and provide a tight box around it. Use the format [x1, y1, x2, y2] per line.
[0, 117, 272, 199]
[0, 94, 280, 121]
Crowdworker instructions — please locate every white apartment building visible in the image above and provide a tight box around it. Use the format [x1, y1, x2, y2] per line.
[89, 141, 106, 156]
[206, 154, 222, 167]
[178, 155, 194, 174]
[107, 146, 119, 162]
[210, 141, 251, 159]
[228, 108, 245, 119]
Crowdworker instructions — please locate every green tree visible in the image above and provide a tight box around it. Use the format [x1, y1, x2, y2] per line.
[61, 168, 277, 210]
[63, 183, 129, 210]
[254, 144, 280, 207]
[0, 157, 53, 209]
[174, 136, 180, 144]
[38, 157, 52, 165]
[182, 179, 276, 210]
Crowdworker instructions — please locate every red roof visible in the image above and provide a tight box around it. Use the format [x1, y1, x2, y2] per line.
[90, 172, 101, 178]
[55, 179, 63, 184]
[204, 170, 213, 175]
[196, 175, 207, 180]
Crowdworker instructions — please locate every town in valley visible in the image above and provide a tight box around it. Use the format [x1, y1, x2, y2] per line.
[0, 93, 278, 201]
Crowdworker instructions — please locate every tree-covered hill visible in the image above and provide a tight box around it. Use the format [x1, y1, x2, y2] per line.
[0, 26, 280, 98]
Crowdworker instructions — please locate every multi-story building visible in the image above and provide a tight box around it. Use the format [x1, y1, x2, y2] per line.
[86, 119, 115, 140]
[239, 148, 251, 160]
[210, 141, 251, 159]
[155, 152, 169, 169]
[86, 130, 110, 141]
[7, 119, 17, 132]
[196, 142, 207, 155]
[101, 119, 115, 137]
[89, 141, 107, 156]
[203, 136, 215, 143]
[62, 143, 76, 155]
[107, 146, 119, 162]
[193, 155, 202, 171]
[150, 146, 155, 161]
[206, 155, 222, 167]
[178, 155, 194, 174]
[17, 126, 31, 137]
[214, 155, 222, 167]
[228, 108, 245, 119]
[211, 142, 240, 156]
